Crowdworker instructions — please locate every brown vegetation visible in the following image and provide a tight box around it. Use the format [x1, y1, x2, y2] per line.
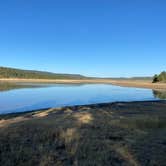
[0, 101, 166, 165]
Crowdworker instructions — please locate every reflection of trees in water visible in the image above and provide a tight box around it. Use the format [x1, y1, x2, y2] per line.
[153, 90, 166, 99]
[0, 82, 22, 91]
[0, 82, 41, 92]
[0, 82, 86, 92]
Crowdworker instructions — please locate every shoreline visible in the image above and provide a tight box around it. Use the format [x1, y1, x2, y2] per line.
[0, 78, 166, 90]
[0, 99, 165, 118]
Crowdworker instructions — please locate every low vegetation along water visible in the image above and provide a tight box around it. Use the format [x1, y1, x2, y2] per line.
[0, 83, 165, 114]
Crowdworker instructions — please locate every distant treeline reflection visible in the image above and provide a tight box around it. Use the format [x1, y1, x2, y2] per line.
[0, 82, 36, 92]
[0, 82, 85, 92]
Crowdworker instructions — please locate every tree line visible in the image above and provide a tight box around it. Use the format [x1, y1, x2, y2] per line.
[153, 71, 166, 83]
[0, 67, 85, 80]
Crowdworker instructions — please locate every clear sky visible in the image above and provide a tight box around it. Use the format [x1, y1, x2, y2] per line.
[0, 0, 166, 77]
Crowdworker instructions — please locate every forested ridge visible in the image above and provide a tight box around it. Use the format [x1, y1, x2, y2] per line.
[0, 67, 86, 79]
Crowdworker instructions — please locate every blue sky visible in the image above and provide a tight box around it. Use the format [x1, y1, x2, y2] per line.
[0, 0, 166, 77]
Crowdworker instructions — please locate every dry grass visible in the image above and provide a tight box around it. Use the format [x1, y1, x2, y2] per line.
[110, 80, 166, 90]
[0, 101, 166, 166]
[73, 112, 93, 124]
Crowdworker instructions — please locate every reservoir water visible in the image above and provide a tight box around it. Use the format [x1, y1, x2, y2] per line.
[0, 83, 165, 114]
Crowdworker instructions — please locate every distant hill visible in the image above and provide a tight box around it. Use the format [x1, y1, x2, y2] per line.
[0, 67, 86, 80]
[153, 71, 166, 83]
[0, 66, 155, 81]
[101, 77, 153, 81]
[126, 77, 152, 80]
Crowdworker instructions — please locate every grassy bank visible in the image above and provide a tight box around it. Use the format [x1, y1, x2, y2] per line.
[0, 101, 166, 166]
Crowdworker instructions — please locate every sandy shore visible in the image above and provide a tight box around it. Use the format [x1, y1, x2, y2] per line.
[110, 80, 166, 90]
[0, 78, 166, 90]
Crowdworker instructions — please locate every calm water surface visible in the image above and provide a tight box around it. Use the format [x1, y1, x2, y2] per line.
[0, 83, 165, 114]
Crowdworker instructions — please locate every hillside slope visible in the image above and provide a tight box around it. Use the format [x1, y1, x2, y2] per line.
[0, 67, 86, 80]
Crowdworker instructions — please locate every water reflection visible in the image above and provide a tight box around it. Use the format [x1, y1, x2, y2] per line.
[0, 82, 43, 92]
[0, 82, 84, 92]
[153, 90, 166, 99]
